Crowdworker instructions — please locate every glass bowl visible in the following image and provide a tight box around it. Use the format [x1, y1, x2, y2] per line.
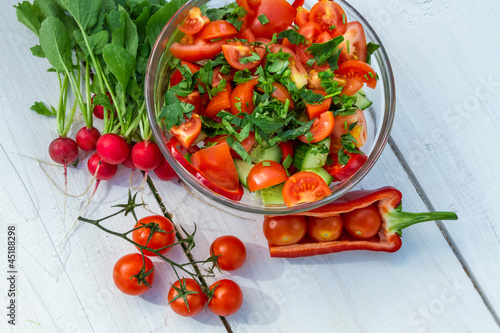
[145, 0, 395, 215]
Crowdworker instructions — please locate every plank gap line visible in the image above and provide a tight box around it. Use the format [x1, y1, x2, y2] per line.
[387, 136, 500, 327]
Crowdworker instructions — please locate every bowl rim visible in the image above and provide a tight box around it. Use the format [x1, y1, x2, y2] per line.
[145, 0, 396, 215]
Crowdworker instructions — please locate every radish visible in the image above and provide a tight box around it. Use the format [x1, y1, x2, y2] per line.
[121, 143, 137, 169]
[87, 152, 118, 180]
[76, 126, 101, 151]
[154, 156, 178, 181]
[96, 133, 129, 165]
[49, 137, 79, 165]
[131, 141, 163, 171]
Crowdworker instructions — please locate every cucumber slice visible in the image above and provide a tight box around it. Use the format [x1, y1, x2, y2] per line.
[234, 159, 254, 188]
[193, 130, 208, 145]
[358, 88, 366, 96]
[304, 167, 334, 185]
[259, 183, 285, 205]
[250, 144, 282, 164]
[293, 138, 331, 170]
[354, 92, 372, 110]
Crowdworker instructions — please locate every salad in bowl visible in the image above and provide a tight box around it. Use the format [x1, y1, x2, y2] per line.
[146, 0, 395, 214]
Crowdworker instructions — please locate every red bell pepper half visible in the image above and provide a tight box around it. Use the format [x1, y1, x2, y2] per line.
[266, 187, 458, 258]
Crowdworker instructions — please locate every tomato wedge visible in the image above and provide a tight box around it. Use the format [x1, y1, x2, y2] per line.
[295, 6, 310, 27]
[331, 109, 367, 148]
[338, 21, 367, 63]
[230, 78, 258, 115]
[222, 42, 266, 70]
[309, 0, 347, 37]
[205, 131, 256, 159]
[178, 90, 203, 115]
[237, 0, 261, 16]
[269, 44, 308, 88]
[205, 84, 233, 118]
[305, 90, 331, 119]
[247, 160, 288, 192]
[178, 7, 209, 35]
[298, 22, 322, 44]
[191, 141, 240, 191]
[248, 0, 296, 39]
[335, 60, 377, 96]
[282, 171, 332, 207]
[298, 111, 334, 143]
[166, 138, 244, 200]
[324, 151, 367, 181]
[170, 113, 202, 148]
[198, 20, 238, 41]
[170, 38, 228, 62]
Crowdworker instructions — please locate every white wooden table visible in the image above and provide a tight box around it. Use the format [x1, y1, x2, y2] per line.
[2, 0, 500, 332]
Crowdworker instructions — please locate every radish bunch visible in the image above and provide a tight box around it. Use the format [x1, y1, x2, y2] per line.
[15, 0, 183, 190]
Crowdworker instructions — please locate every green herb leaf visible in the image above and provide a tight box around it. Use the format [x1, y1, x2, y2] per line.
[366, 42, 380, 64]
[277, 29, 305, 46]
[30, 101, 56, 116]
[158, 90, 194, 129]
[307, 35, 344, 69]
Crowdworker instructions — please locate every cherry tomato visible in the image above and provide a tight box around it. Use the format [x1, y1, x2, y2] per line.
[343, 205, 382, 239]
[170, 113, 202, 148]
[222, 41, 266, 70]
[113, 253, 154, 296]
[247, 160, 288, 192]
[132, 215, 176, 257]
[230, 78, 258, 115]
[211, 235, 246, 271]
[168, 278, 207, 317]
[295, 6, 309, 27]
[170, 61, 200, 87]
[191, 141, 240, 191]
[307, 215, 343, 242]
[335, 60, 377, 96]
[298, 111, 335, 143]
[324, 151, 367, 181]
[205, 84, 233, 118]
[170, 38, 228, 62]
[282, 171, 332, 207]
[305, 89, 332, 120]
[315, 31, 331, 44]
[263, 215, 307, 245]
[331, 109, 367, 148]
[239, 28, 256, 42]
[198, 20, 238, 40]
[248, 0, 296, 39]
[178, 7, 209, 35]
[338, 21, 367, 63]
[309, 0, 347, 37]
[208, 279, 243, 316]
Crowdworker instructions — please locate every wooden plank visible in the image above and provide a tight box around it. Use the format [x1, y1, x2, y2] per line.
[347, 0, 500, 317]
[0, 2, 226, 330]
[149, 143, 499, 332]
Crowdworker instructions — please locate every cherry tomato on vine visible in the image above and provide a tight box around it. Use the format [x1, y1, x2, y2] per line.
[132, 215, 176, 256]
[168, 278, 207, 317]
[211, 235, 246, 271]
[307, 215, 343, 242]
[263, 215, 307, 246]
[208, 279, 244, 316]
[343, 205, 382, 239]
[282, 171, 332, 206]
[113, 253, 155, 296]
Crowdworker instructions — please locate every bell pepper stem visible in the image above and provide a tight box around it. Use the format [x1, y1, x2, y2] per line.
[385, 205, 458, 236]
